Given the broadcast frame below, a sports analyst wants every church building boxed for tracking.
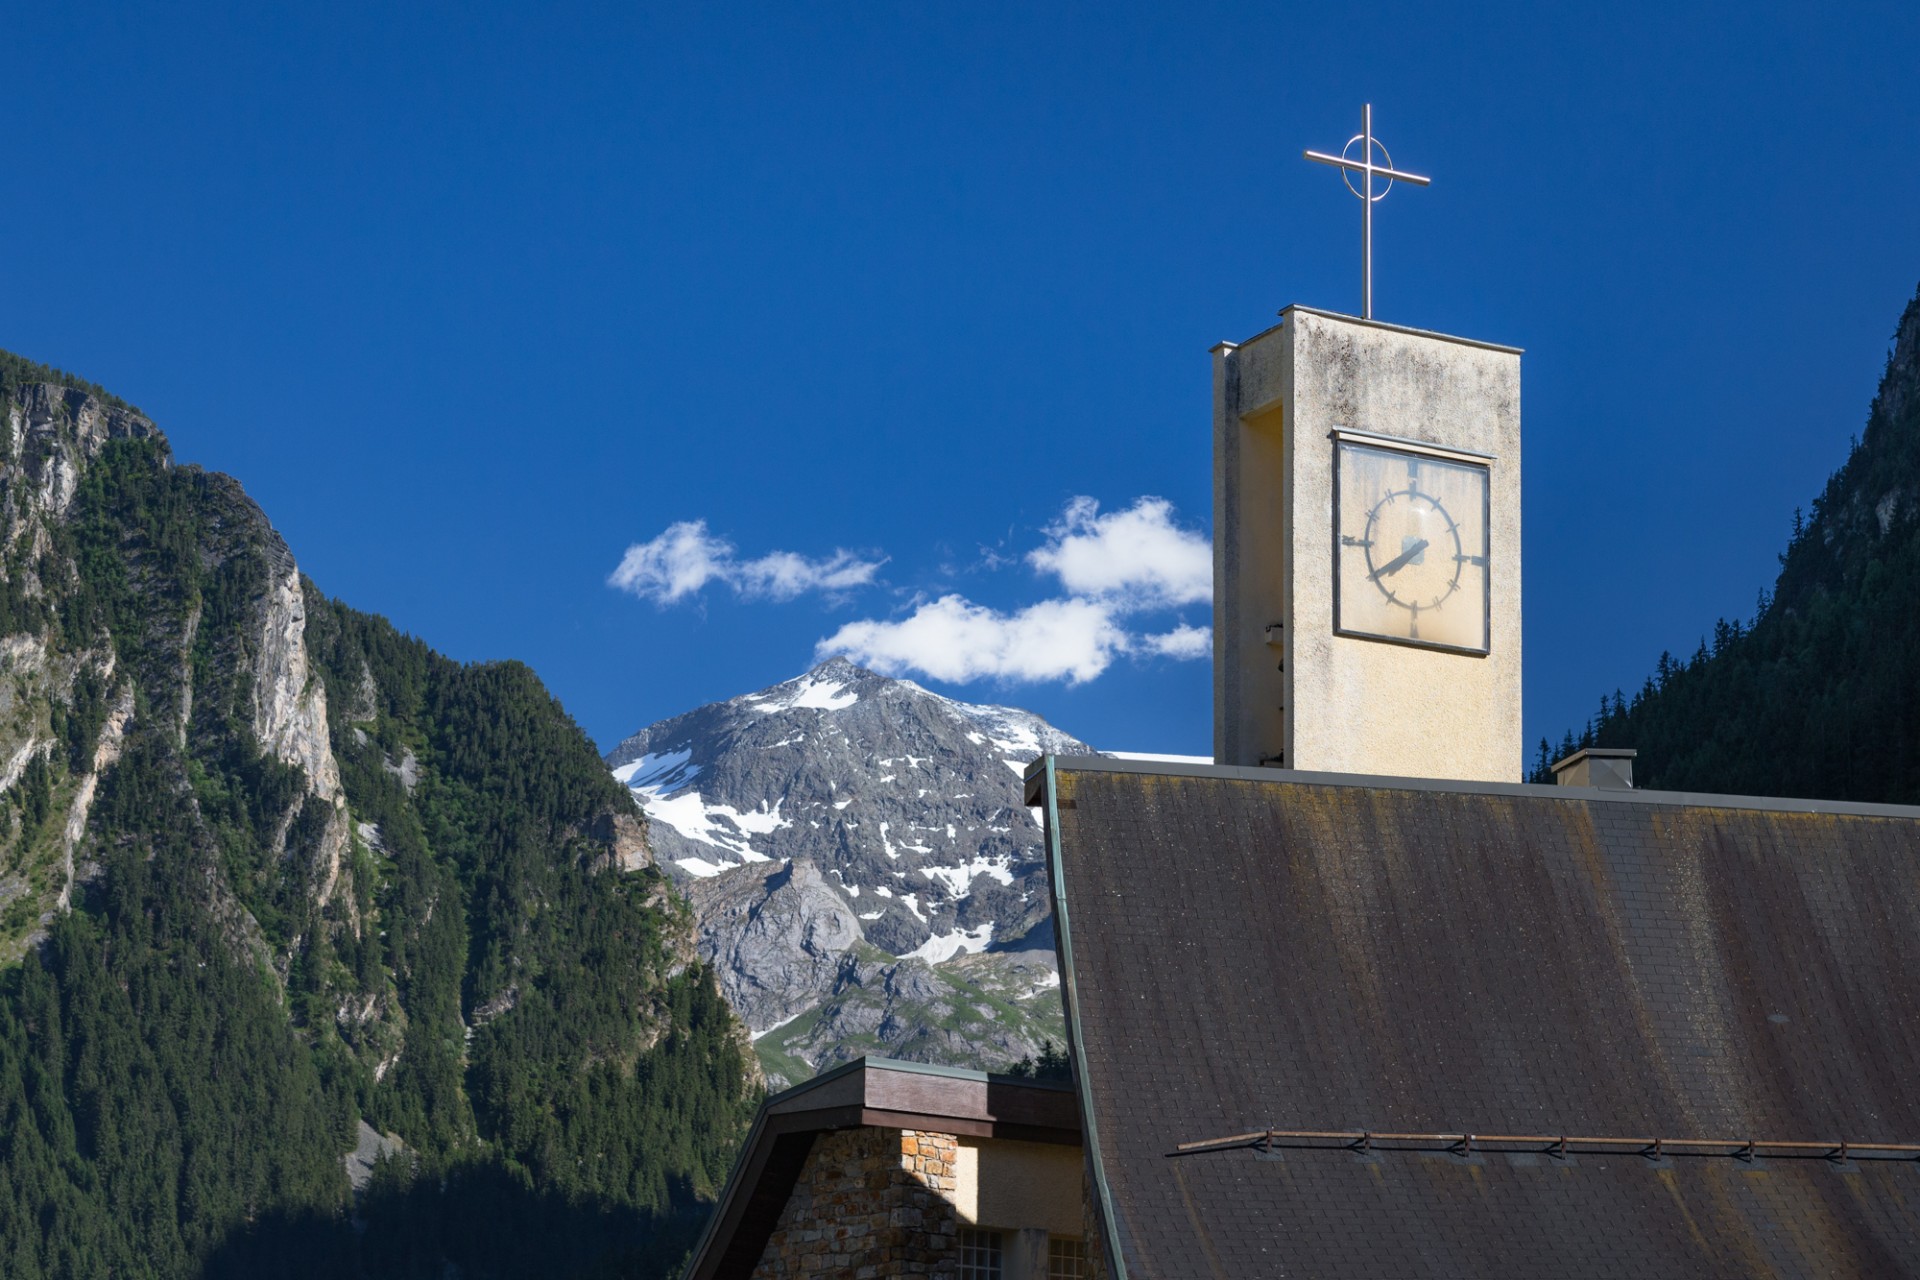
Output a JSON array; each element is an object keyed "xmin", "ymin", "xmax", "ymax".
[
  {"xmin": 1029, "ymin": 302, "xmax": 1920, "ymax": 1276},
  {"xmin": 682, "ymin": 118, "xmax": 1920, "ymax": 1276}
]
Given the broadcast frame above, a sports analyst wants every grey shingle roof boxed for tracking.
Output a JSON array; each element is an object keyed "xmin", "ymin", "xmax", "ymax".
[{"xmin": 1037, "ymin": 759, "xmax": 1920, "ymax": 1278}]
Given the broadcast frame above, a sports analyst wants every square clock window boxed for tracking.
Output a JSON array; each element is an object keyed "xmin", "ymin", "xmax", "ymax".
[{"xmin": 1334, "ymin": 435, "xmax": 1490, "ymax": 654}]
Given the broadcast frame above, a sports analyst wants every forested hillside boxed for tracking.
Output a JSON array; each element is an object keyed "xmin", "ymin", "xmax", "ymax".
[
  {"xmin": 0, "ymin": 353, "xmax": 755, "ymax": 1278},
  {"xmin": 1537, "ymin": 283, "xmax": 1920, "ymax": 803}
]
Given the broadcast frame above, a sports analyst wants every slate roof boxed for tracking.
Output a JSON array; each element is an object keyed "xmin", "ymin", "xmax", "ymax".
[
  {"xmin": 682, "ymin": 1056, "xmax": 1078, "ymax": 1280},
  {"xmin": 1027, "ymin": 757, "xmax": 1920, "ymax": 1279}
]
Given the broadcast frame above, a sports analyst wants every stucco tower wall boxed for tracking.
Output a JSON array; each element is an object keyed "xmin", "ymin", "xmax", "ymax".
[
  {"xmin": 1213, "ymin": 327, "xmax": 1293, "ymax": 770},
  {"xmin": 1215, "ymin": 309, "xmax": 1522, "ymax": 782}
]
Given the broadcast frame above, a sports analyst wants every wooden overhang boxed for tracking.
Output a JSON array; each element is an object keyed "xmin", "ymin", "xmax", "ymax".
[{"xmin": 682, "ymin": 1056, "xmax": 1080, "ymax": 1280}]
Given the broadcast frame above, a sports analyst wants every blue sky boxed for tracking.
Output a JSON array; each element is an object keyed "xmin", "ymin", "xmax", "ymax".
[{"xmin": 4, "ymin": 1, "xmax": 1917, "ymax": 760}]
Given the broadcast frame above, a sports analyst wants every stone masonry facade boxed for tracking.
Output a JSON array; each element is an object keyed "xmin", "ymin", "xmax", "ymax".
[{"xmin": 752, "ymin": 1127, "xmax": 961, "ymax": 1278}]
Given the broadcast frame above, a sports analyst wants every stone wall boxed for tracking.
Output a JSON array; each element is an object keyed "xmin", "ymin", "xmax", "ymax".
[{"xmin": 753, "ymin": 1127, "xmax": 960, "ymax": 1278}]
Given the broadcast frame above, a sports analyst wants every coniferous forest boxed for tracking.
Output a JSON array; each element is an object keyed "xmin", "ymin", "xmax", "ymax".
[
  {"xmin": 1536, "ymin": 283, "xmax": 1920, "ymax": 804},
  {"xmin": 0, "ymin": 352, "xmax": 757, "ymax": 1279}
]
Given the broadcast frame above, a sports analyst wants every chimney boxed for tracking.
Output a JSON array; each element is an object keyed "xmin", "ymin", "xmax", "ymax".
[{"xmin": 1549, "ymin": 747, "xmax": 1636, "ymax": 790}]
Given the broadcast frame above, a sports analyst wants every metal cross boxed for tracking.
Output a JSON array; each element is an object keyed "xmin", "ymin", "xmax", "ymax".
[{"xmin": 1304, "ymin": 104, "xmax": 1430, "ymax": 320}]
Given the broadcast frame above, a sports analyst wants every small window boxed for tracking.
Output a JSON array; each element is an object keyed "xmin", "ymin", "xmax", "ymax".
[
  {"xmin": 958, "ymin": 1228, "xmax": 1004, "ymax": 1279},
  {"xmin": 1048, "ymin": 1236, "xmax": 1090, "ymax": 1279}
]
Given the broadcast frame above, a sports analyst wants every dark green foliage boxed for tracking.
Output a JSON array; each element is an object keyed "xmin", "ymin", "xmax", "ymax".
[
  {"xmin": 0, "ymin": 348, "xmax": 141, "ymax": 416},
  {"xmin": 1008, "ymin": 1038, "xmax": 1072, "ymax": 1082},
  {"xmin": 0, "ymin": 731, "xmax": 350, "ymax": 1279},
  {"xmin": 59, "ymin": 666, "xmax": 108, "ymax": 773},
  {"xmin": 303, "ymin": 591, "xmax": 756, "ymax": 1220},
  {"xmin": 1538, "ymin": 283, "xmax": 1920, "ymax": 804},
  {"xmin": 15, "ymin": 752, "xmax": 53, "ymax": 838},
  {"xmin": 0, "ymin": 374, "xmax": 756, "ymax": 1277}
]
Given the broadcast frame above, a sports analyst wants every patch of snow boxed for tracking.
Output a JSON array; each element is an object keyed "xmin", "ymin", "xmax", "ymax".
[
  {"xmin": 753, "ymin": 1008, "xmax": 808, "ymax": 1040},
  {"xmin": 676, "ymin": 856, "xmax": 731, "ymax": 878},
  {"xmin": 642, "ymin": 790, "xmax": 783, "ymax": 860},
  {"xmin": 918, "ymin": 856, "xmax": 1017, "ymax": 897},
  {"xmin": 1002, "ymin": 760, "xmax": 1027, "ymax": 777},
  {"xmin": 858, "ymin": 910, "xmax": 885, "ymax": 920},
  {"xmin": 873, "ymin": 885, "xmax": 894, "ymax": 898},
  {"xmin": 727, "ymin": 798, "xmax": 790, "ymax": 835},
  {"xmin": 613, "ymin": 747, "xmax": 700, "ymax": 793},
  {"xmin": 904, "ymin": 922, "xmax": 995, "ymax": 964},
  {"xmin": 879, "ymin": 774, "xmax": 896, "ymax": 783},
  {"xmin": 1022, "ymin": 971, "xmax": 1062, "ymax": 998},
  {"xmin": 833, "ymin": 798, "xmax": 853, "ymax": 810},
  {"xmin": 746, "ymin": 671, "xmax": 860, "ymax": 714}
]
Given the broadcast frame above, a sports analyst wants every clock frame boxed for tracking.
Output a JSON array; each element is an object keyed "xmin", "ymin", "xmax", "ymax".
[{"xmin": 1331, "ymin": 429, "xmax": 1492, "ymax": 656}]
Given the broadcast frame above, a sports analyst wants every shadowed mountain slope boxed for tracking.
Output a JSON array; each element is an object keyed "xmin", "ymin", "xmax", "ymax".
[{"xmin": 1543, "ymin": 283, "xmax": 1920, "ymax": 801}]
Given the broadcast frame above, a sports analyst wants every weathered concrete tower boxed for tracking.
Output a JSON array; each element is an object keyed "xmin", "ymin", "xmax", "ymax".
[{"xmin": 1213, "ymin": 306, "xmax": 1522, "ymax": 781}]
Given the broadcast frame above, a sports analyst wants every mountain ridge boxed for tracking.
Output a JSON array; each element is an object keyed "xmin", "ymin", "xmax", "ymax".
[
  {"xmin": 1539, "ymin": 281, "xmax": 1920, "ymax": 803},
  {"xmin": 607, "ymin": 656, "xmax": 1086, "ymax": 1085},
  {"xmin": 0, "ymin": 359, "xmax": 754, "ymax": 1278}
]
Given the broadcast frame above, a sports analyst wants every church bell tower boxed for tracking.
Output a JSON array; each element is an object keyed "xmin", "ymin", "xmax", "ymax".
[{"xmin": 1211, "ymin": 306, "xmax": 1522, "ymax": 782}]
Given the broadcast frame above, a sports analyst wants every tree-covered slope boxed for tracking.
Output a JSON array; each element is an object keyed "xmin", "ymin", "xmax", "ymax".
[
  {"xmin": 1538, "ymin": 283, "xmax": 1920, "ymax": 803},
  {"xmin": 0, "ymin": 354, "xmax": 755, "ymax": 1278}
]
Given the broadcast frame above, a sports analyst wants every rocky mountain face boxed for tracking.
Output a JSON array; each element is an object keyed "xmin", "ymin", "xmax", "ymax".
[
  {"xmin": 607, "ymin": 658, "xmax": 1087, "ymax": 1086},
  {"xmin": 0, "ymin": 353, "xmax": 752, "ymax": 1279},
  {"xmin": 1546, "ymin": 281, "xmax": 1920, "ymax": 803}
]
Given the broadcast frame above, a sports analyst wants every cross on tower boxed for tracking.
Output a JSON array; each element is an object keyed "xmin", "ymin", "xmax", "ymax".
[{"xmin": 1304, "ymin": 104, "xmax": 1430, "ymax": 320}]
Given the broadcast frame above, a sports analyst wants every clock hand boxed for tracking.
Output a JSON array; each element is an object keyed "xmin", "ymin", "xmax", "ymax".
[{"xmin": 1370, "ymin": 539, "xmax": 1430, "ymax": 581}]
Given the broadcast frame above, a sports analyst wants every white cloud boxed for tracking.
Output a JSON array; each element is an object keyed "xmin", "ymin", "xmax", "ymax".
[
  {"xmin": 733, "ymin": 549, "xmax": 885, "ymax": 601},
  {"xmin": 609, "ymin": 520, "xmax": 884, "ymax": 605},
  {"xmin": 1028, "ymin": 496, "xmax": 1211, "ymax": 608},
  {"xmin": 624, "ymin": 498, "xmax": 1213, "ymax": 687},
  {"xmin": 1140, "ymin": 623, "xmax": 1211, "ymax": 658},
  {"xmin": 608, "ymin": 521, "xmax": 732, "ymax": 603},
  {"xmin": 814, "ymin": 496, "xmax": 1215, "ymax": 687},
  {"xmin": 818, "ymin": 595, "xmax": 1130, "ymax": 685}
]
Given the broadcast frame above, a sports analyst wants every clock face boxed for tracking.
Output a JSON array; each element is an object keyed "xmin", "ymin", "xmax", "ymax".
[{"xmin": 1334, "ymin": 438, "xmax": 1490, "ymax": 653}]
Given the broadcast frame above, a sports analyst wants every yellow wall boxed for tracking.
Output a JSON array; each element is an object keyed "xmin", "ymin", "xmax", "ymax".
[{"xmin": 951, "ymin": 1137, "xmax": 1083, "ymax": 1236}]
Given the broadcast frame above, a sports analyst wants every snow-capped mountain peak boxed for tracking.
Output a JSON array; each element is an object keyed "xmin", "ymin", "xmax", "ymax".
[{"xmin": 604, "ymin": 657, "xmax": 1092, "ymax": 1082}]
